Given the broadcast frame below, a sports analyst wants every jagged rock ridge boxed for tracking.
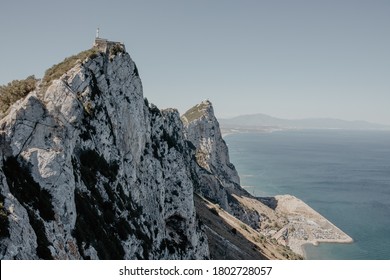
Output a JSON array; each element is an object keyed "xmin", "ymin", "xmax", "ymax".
[
  {"xmin": 182, "ymin": 100, "xmax": 261, "ymax": 229},
  {"xmin": 0, "ymin": 45, "xmax": 208, "ymax": 259},
  {"xmin": 181, "ymin": 101, "xmax": 303, "ymax": 259},
  {"xmin": 1, "ymin": 43, "xmax": 310, "ymax": 260}
]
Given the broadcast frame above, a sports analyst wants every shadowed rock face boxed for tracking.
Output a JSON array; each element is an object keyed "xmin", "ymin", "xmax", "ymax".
[
  {"xmin": 1, "ymin": 44, "xmax": 302, "ymax": 261},
  {"xmin": 0, "ymin": 48, "xmax": 209, "ymax": 259},
  {"xmin": 182, "ymin": 100, "xmax": 241, "ymax": 188},
  {"xmin": 182, "ymin": 101, "xmax": 261, "ymax": 230},
  {"xmin": 181, "ymin": 101, "xmax": 351, "ymax": 259}
]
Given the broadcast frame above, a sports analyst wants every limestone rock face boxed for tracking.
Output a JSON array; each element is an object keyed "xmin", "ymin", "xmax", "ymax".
[
  {"xmin": 0, "ymin": 48, "xmax": 208, "ymax": 259},
  {"xmin": 182, "ymin": 100, "xmax": 241, "ymax": 188},
  {"xmin": 182, "ymin": 101, "xmax": 261, "ymax": 230}
]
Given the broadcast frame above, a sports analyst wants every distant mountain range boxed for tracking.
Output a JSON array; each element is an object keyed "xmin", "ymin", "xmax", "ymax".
[{"xmin": 219, "ymin": 113, "xmax": 390, "ymax": 132}]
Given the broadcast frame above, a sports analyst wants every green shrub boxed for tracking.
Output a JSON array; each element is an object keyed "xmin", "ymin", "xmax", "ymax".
[
  {"xmin": 0, "ymin": 75, "xmax": 37, "ymax": 116},
  {"xmin": 42, "ymin": 48, "xmax": 99, "ymax": 90},
  {"xmin": 181, "ymin": 102, "xmax": 209, "ymax": 123},
  {"xmin": 109, "ymin": 43, "xmax": 124, "ymax": 57}
]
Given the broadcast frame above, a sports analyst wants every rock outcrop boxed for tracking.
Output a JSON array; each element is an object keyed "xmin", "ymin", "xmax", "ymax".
[
  {"xmin": 0, "ymin": 45, "xmax": 208, "ymax": 259},
  {"xmin": 182, "ymin": 101, "xmax": 261, "ymax": 230},
  {"xmin": 181, "ymin": 101, "xmax": 352, "ymax": 260},
  {"xmin": 0, "ymin": 43, "xmax": 314, "ymax": 261}
]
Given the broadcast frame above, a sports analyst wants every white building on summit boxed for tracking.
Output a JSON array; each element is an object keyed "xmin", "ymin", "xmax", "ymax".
[{"xmin": 93, "ymin": 28, "xmax": 126, "ymax": 53}]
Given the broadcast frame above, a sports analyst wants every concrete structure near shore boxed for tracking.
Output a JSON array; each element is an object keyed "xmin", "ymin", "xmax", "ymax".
[
  {"xmin": 231, "ymin": 193, "xmax": 353, "ymax": 258},
  {"xmin": 93, "ymin": 28, "xmax": 126, "ymax": 53},
  {"xmin": 272, "ymin": 195, "xmax": 353, "ymax": 256}
]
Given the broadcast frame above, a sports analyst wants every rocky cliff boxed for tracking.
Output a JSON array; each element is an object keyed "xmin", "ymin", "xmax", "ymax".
[
  {"xmin": 180, "ymin": 103, "xmax": 302, "ymax": 259},
  {"xmin": 0, "ymin": 45, "xmax": 209, "ymax": 259},
  {"xmin": 182, "ymin": 101, "xmax": 261, "ymax": 230},
  {"xmin": 0, "ymin": 43, "xmax": 308, "ymax": 260}
]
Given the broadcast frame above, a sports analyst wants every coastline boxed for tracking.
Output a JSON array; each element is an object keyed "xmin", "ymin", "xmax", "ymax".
[
  {"xmin": 223, "ymin": 129, "xmax": 355, "ymax": 259},
  {"xmin": 221, "ymin": 127, "xmax": 283, "ymax": 138},
  {"xmin": 232, "ymin": 193, "xmax": 353, "ymax": 259},
  {"xmin": 273, "ymin": 195, "xmax": 353, "ymax": 257}
]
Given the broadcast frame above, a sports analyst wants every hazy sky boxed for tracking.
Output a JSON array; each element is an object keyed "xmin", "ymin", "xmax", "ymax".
[{"xmin": 1, "ymin": 0, "xmax": 389, "ymax": 124}]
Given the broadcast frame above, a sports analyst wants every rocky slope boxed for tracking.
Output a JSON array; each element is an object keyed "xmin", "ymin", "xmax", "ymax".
[
  {"xmin": 181, "ymin": 101, "xmax": 352, "ymax": 259},
  {"xmin": 182, "ymin": 101, "xmax": 262, "ymax": 230},
  {"xmin": 0, "ymin": 44, "xmax": 209, "ymax": 259},
  {"xmin": 0, "ymin": 42, "xmax": 323, "ymax": 260}
]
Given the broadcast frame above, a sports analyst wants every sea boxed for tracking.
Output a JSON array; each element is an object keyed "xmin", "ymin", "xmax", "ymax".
[{"xmin": 224, "ymin": 129, "xmax": 390, "ymax": 260}]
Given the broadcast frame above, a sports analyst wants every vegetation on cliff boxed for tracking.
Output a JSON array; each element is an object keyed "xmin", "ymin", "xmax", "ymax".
[
  {"xmin": 0, "ymin": 75, "xmax": 37, "ymax": 117},
  {"xmin": 42, "ymin": 48, "xmax": 99, "ymax": 90}
]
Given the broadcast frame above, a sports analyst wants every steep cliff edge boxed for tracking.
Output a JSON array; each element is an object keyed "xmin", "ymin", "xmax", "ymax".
[
  {"xmin": 0, "ymin": 43, "xmax": 330, "ymax": 260},
  {"xmin": 182, "ymin": 101, "xmax": 353, "ymax": 259},
  {"xmin": 181, "ymin": 101, "xmax": 352, "ymax": 259},
  {"xmin": 0, "ymin": 45, "xmax": 208, "ymax": 259},
  {"xmin": 181, "ymin": 101, "xmax": 302, "ymax": 259},
  {"xmin": 182, "ymin": 101, "xmax": 262, "ymax": 229}
]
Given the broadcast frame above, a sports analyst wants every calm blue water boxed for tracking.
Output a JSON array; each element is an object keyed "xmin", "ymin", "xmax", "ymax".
[{"xmin": 224, "ymin": 130, "xmax": 390, "ymax": 260}]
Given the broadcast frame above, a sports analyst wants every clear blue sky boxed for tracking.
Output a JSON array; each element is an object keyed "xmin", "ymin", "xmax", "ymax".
[{"xmin": 1, "ymin": 0, "xmax": 389, "ymax": 124}]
